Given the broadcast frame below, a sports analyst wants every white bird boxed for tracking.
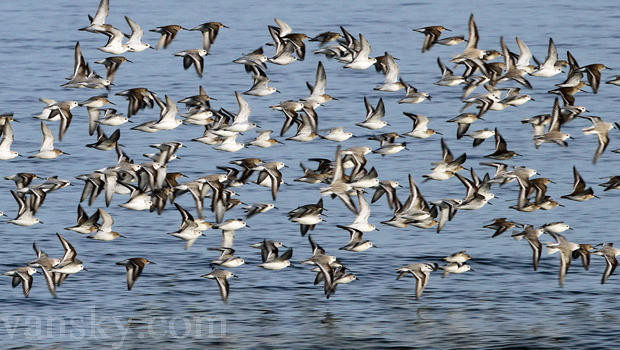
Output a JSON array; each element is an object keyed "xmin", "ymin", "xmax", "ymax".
[
  {"xmin": 320, "ymin": 127, "xmax": 353, "ymax": 142},
  {"xmin": 88, "ymin": 208, "xmax": 123, "ymax": 241},
  {"xmin": 396, "ymin": 263, "xmax": 438, "ymax": 299},
  {"xmin": 338, "ymin": 225, "xmax": 375, "ymax": 252},
  {"xmin": 286, "ymin": 109, "xmax": 318, "ymax": 142},
  {"xmin": 356, "ymin": 97, "xmax": 387, "ymax": 130},
  {"xmin": 399, "ymin": 79, "xmax": 431, "ymax": 104},
  {"xmin": 224, "ymin": 92, "xmax": 258, "ymax": 132},
  {"xmin": 243, "ymin": 68, "xmax": 278, "ymax": 96},
  {"xmin": 402, "ymin": 113, "xmax": 441, "ymax": 139},
  {"xmin": 97, "ymin": 25, "xmax": 130, "ymax": 55},
  {"xmin": 439, "ymin": 262, "xmax": 473, "ymax": 278},
  {"xmin": 346, "ymin": 191, "xmax": 376, "ymax": 232},
  {"xmin": 8, "ymin": 190, "xmax": 43, "ymax": 226},
  {"xmin": 97, "ymin": 108, "xmax": 130, "ymax": 126},
  {"xmin": 0, "ymin": 122, "xmax": 19, "ymax": 160},
  {"xmin": 434, "ymin": 57, "xmax": 465, "ymax": 86},
  {"xmin": 258, "ymin": 247, "xmax": 293, "ymax": 270},
  {"xmin": 201, "ymin": 269, "xmax": 237, "ymax": 302},
  {"xmin": 29, "ymin": 122, "xmax": 67, "ymax": 159},
  {"xmin": 119, "ymin": 184, "xmax": 153, "ymax": 211},
  {"xmin": 249, "ymin": 130, "xmax": 282, "ymax": 148},
  {"xmin": 344, "ymin": 34, "xmax": 377, "ymax": 69},
  {"xmin": 214, "ymin": 134, "xmax": 244, "ymax": 152},
  {"xmin": 125, "ymin": 16, "xmax": 151, "ymax": 52},
  {"xmin": 303, "ymin": 61, "xmax": 335, "ymax": 107},
  {"xmin": 167, "ymin": 203, "xmax": 211, "ymax": 250},
  {"xmin": 151, "ymin": 95, "xmax": 182, "ymax": 130},
  {"xmin": 531, "ymin": 38, "xmax": 564, "ymax": 77},
  {"xmin": 79, "ymin": 0, "xmax": 109, "ymax": 33},
  {"xmin": 374, "ymin": 52, "xmax": 404, "ymax": 91}
]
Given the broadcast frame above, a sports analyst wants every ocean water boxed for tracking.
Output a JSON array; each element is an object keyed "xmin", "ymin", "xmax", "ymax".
[{"xmin": 0, "ymin": 0, "xmax": 619, "ymax": 348}]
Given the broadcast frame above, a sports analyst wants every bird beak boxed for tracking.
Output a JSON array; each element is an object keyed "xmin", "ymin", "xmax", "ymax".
[{"xmin": 83, "ymin": 267, "xmax": 89, "ymax": 271}]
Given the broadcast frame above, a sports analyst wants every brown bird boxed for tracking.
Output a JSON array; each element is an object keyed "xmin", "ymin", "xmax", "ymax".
[
  {"xmin": 413, "ymin": 25, "xmax": 451, "ymax": 52},
  {"xmin": 189, "ymin": 22, "xmax": 228, "ymax": 53},
  {"xmin": 150, "ymin": 24, "xmax": 186, "ymax": 49},
  {"xmin": 116, "ymin": 258, "xmax": 155, "ymax": 291}
]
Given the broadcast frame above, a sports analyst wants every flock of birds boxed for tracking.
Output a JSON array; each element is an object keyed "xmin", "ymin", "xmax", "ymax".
[{"xmin": 2, "ymin": 0, "xmax": 620, "ymax": 302}]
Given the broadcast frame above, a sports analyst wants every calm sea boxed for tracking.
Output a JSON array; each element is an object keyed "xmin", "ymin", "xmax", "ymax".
[{"xmin": 0, "ymin": 0, "xmax": 618, "ymax": 348}]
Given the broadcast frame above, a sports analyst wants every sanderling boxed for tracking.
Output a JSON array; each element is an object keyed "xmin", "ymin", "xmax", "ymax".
[
  {"xmin": 561, "ymin": 166, "xmax": 598, "ymax": 201},
  {"xmin": 78, "ymin": 0, "xmax": 109, "ymax": 33},
  {"xmin": 413, "ymin": 25, "xmax": 450, "ymax": 53},
  {"xmin": 174, "ymin": 49, "xmax": 208, "ymax": 77},
  {"xmin": 398, "ymin": 79, "xmax": 431, "ymax": 104},
  {"xmin": 3, "ymin": 266, "xmax": 38, "ymax": 298},
  {"xmin": 258, "ymin": 246, "xmax": 293, "ymax": 270},
  {"xmin": 546, "ymin": 232, "xmax": 580, "ymax": 286},
  {"xmin": 484, "ymin": 218, "xmax": 522, "ymax": 238},
  {"xmin": 201, "ymin": 269, "xmax": 237, "ymax": 302},
  {"xmin": 439, "ymin": 262, "xmax": 473, "ymax": 278},
  {"xmin": 512, "ymin": 225, "xmax": 545, "ymax": 271},
  {"xmin": 356, "ymin": 97, "xmax": 387, "ymax": 130},
  {"xmin": 593, "ymin": 243, "xmax": 620, "ymax": 284},
  {"xmin": 65, "ymin": 204, "xmax": 100, "ymax": 234},
  {"xmin": 531, "ymin": 38, "xmax": 564, "ymax": 77},
  {"xmin": 337, "ymin": 225, "xmax": 375, "ymax": 252},
  {"xmin": 116, "ymin": 258, "xmax": 154, "ymax": 290},
  {"xmin": 396, "ymin": 263, "xmax": 438, "ymax": 299},
  {"xmin": 343, "ymin": 34, "xmax": 376, "ymax": 69},
  {"xmin": 208, "ymin": 248, "xmax": 245, "ymax": 268},
  {"xmin": 0, "ymin": 122, "xmax": 19, "ymax": 160},
  {"xmin": 88, "ymin": 208, "xmax": 123, "ymax": 241},
  {"xmin": 189, "ymin": 22, "xmax": 228, "ymax": 53},
  {"xmin": 150, "ymin": 24, "xmax": 186, "ymax": 50}
]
